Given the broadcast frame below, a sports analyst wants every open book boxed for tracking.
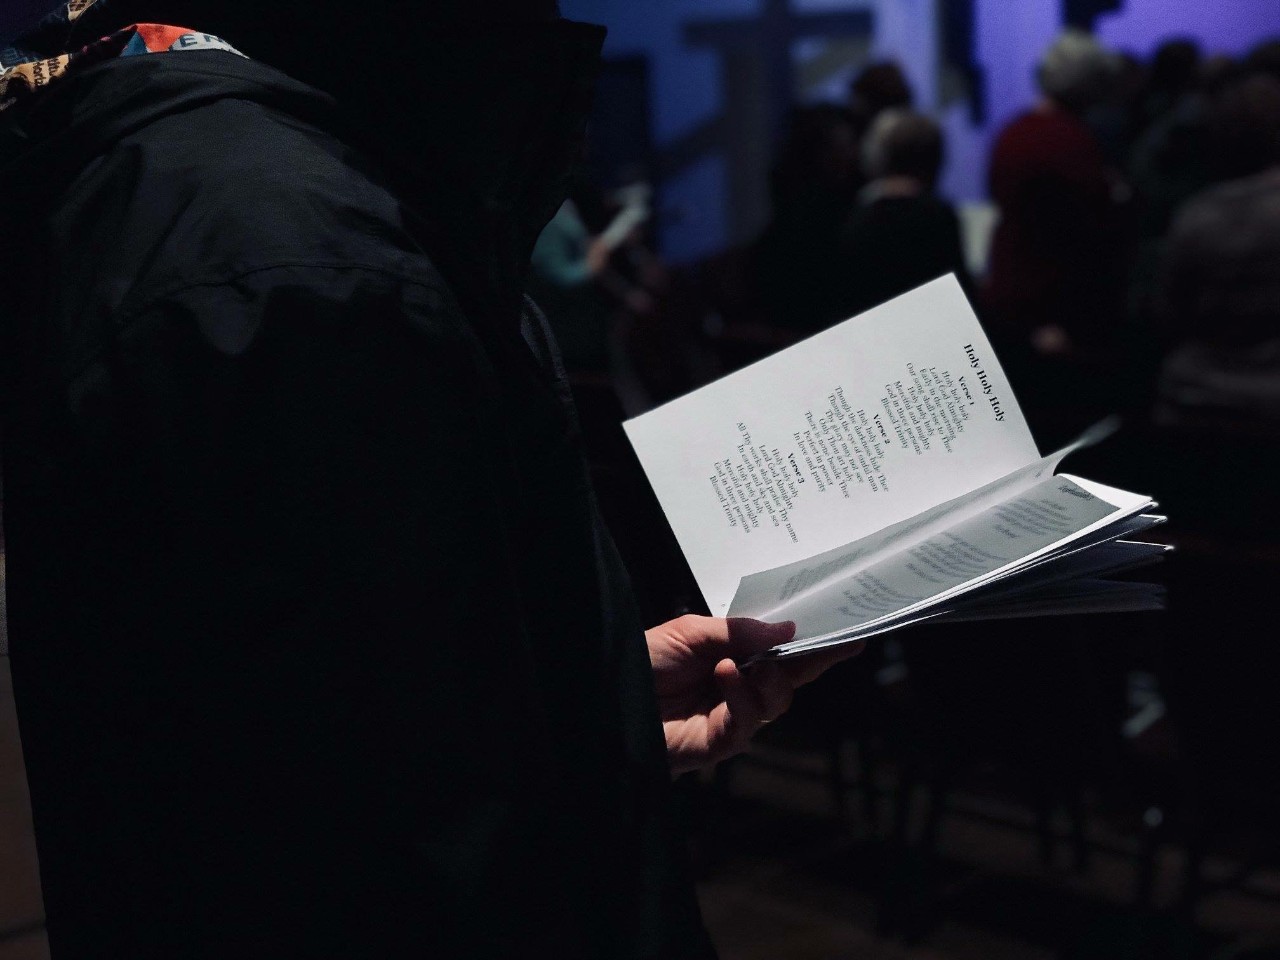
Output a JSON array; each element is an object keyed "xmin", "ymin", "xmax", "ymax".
[{"xmin": 623, "ymin": 275, "xmax": 1167, "ymax": 661}]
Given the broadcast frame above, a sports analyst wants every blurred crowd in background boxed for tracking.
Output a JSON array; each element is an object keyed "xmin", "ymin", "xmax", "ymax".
[
  {"xmin": 538, "ymin": 28, "xmax": 1280, "ymax": 450},
  {"xmin": 529, "ymin": 27, "xmax": 1280, "ymax": 957}
]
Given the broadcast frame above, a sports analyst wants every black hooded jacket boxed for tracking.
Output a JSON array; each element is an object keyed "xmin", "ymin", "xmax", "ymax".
[{"xmin": 0, "ymin": 23, "xmax": 714, "ymax": 960}]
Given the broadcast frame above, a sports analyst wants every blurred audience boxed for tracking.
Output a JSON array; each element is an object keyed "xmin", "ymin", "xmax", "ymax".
[
  {"xmin": 1084, "ymin": 50, "xmax": 1146, "ymax": 169},
  {"xmin": 985, "ymin": 30, "xmax": 1127, "ymax": 361},
  {"xmin": 753, "ymin": 104, "xmax": 862, "ymax": 335},
  {"xmin": 748, "ymin": 66, "xmax": 923, "ymax": 338},
  {"xmin": 835, "ymin": 109, "xmax": 972, "ymax": 319},
  {"xmin": 1153, "ymin": 73, "xmax": 1280, "ymax": 436},
  {"xmin": 529, "ymin": 198, "xmax": 616, "ymax": 372},
  {"xmin": 849, "ymin": 60, "xmax": 914, "ymax": 136},
  {"xmin": 530, "ymin": 187, "xmax": 657, "ymax": 377},
  {"xmin": 1129, "ymin": 40, "xmax": 1217, "ymax": 256},
  {"xmin": 1134, "ymin": 38, "xmax": 1203, "ymax": 133},
  {"xmin": 539, "ymin": 25, "xmax": 1280, "ymax": 956},
  {"xmin": 983, "ymin": 30, "xmax": 1130, "ymax": 442},
  {"xmin": 1243, "ymin": 38, "xmax": 1280, "ymax": 86},
  {"xmin": 562, "ymin": 27, "xmax": 1280, "ymax": 531}
]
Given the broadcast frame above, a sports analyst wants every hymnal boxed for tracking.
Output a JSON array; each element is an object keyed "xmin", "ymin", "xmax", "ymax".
[{"xmin": 623, "ymin": 275, "xmax": 1166, "ymax": 661}]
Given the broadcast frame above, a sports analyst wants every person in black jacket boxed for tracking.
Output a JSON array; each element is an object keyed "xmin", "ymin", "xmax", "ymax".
[{"xmin": 0, "ymin": 1, "xmax": 862, "ymax": 957}]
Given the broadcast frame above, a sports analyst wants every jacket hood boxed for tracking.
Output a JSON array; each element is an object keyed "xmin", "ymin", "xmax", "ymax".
[
  {"xmin": 0, "ymin": 0, "xmax": 63, "ymax": 47},
  {"xmin": 0, "ymin": 17, "xmax": 606, "ymax": 333}
]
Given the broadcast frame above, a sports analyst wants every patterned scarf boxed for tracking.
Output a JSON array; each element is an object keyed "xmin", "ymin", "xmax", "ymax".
[{"xmin": 0, "ymin": 0, "xmax": 243, "ymax": 112}]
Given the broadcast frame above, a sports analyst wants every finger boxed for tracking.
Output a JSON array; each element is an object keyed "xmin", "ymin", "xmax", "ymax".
[
  {"xmin": 783, "ymin": 639, "xmax": 868, "ymax": 688},
  {"xmin": 725, "ymin": 617, "xmax": 797, "ymax": 660},
  {"xmin": 666, "ymin": 614, "xmax": 731, "ymax": 655},
  {"xmin": 709, "ymin": 657, "xmax": 765, "ymax": 758},
  {"xmin": 745, "ymin": 661, "xmax": 796, "ymax": 724},
  {"xmin": 663, "ymin": 615, "xmax": 795, "ymax": 663}
]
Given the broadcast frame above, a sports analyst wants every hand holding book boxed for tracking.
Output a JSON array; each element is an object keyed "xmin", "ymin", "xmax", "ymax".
[{"xmin": 624, "ymin": 275, "xmax": 1166, "ymax": 661}]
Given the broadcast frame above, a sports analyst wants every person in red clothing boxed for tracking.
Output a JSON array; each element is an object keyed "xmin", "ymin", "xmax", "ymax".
[
  {"xmin": 985, "ymin": 29, "xmax": 1126, "ymax": 356},
  {"xmin": 983, "ymin": 29, "xmax": 1129, "ymax": 441}
]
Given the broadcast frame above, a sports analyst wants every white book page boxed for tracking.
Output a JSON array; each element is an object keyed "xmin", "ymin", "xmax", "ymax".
[
  {"xmin": 623, "ymin": 275, "xmax": 1038, "ymax": 614},
  {"xmin": 773, "ymin": 475, "xmax": 1151, "ymax": 652}
]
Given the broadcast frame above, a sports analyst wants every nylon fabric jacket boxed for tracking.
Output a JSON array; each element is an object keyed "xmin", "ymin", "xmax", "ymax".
[{"xmin": 0, "ymin": 41, "xmax": 714, "ymax": 960}]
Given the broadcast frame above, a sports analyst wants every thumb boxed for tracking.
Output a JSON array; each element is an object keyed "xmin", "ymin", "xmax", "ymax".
[{"xmin": 726, "ymin": 618, "xmax": 797, "ymax": 661}]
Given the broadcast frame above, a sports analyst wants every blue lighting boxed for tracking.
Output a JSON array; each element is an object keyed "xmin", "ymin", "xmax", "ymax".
[{"xmin": 563, "ymin": 0, "xmax": 1280, "ymax": 262}]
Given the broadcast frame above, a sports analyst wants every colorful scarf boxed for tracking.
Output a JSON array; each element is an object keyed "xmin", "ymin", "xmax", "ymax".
[{"xmin": 0, "ymin": 0, "xmax": 243, "ymax": 112}]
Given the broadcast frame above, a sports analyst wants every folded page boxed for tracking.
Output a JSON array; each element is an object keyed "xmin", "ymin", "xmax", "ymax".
[
  {"xmin": 955, "ymin": 538, "xmax": 1170, "ymax": 606},
  {"xmin": 772, "ymin": 475, "xmax": 1152, "ymax": 653},
  {"xmin": 933, "ymin": 580, "xmax": 1166, "ymax": 623}
]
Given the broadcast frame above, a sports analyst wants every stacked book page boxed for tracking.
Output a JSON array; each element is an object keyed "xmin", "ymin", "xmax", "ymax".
[{"xmin": 623, "ymin": 275, "xmax": 1167, "ymax": 661}]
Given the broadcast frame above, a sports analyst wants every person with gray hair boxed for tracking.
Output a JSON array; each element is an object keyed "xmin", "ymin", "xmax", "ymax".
[
  {"xmin": 1154, "ymin": 73, "xmax": 1280, "ymax": 435},
  {"xmin": 1036, "ymin": 27, "xmax": 1121, "ymax": 113},
  {"xmin": 983, "ymin": 29, "xmax": 1129, "ymax": 445},
  {"xmin": 834, "ymin": 109, "xmax": 972, "ymax": 318},
  {"xmin": 861, "ymin": 108, "xmax": 945, "ymax": 190}
]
